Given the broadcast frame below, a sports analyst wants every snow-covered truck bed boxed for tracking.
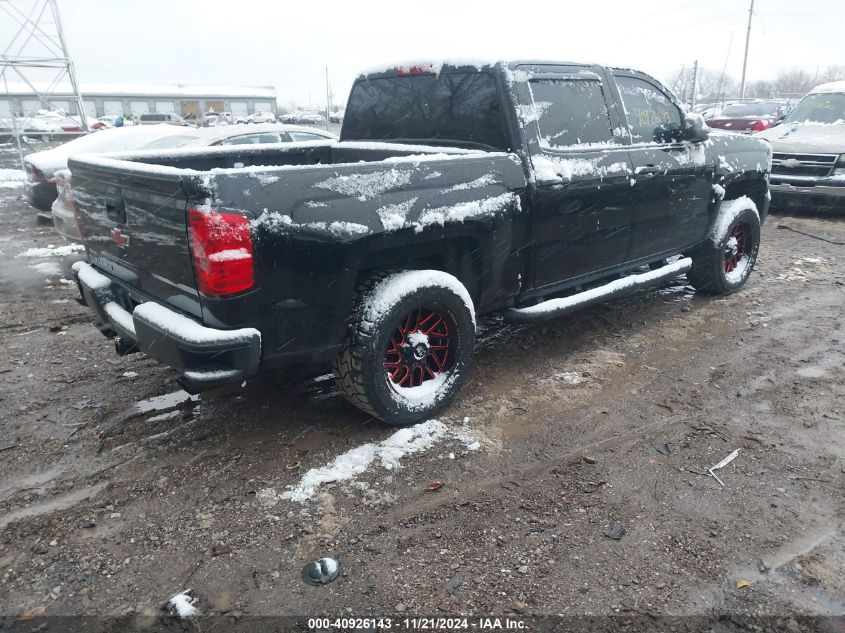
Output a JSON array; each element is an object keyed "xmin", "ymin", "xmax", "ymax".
[{"xmin": 68, "ymin": 60, "xmax": 771, "ymax": 425}]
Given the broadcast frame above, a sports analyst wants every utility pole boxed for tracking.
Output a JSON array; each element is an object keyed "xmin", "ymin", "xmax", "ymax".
[
  {"xmin": 691, "ymin": 60, "xmax": 699, "ymax": 109},
  {"xmin": 325, "ymin": 66, "xmax": 331, "ymax": 132},
  {"xmin": 739, "ymin": 0, "xmax": 754, "ymax": 100}
]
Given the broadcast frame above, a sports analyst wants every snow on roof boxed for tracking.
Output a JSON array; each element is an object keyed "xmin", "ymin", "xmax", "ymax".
[
  {"xmin": 2, "ymin": 81, "xmax": 276, "ymax": 99},
  {"xmin": 811, "ymin": 80, "xmax": 845, "ymax": 94}
]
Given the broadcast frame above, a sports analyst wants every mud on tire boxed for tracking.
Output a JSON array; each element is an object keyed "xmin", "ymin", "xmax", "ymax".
[
  {"xmin": 332, "ymin": 270, "xmax": 476, "ymax": 426},
  {"xmin": 687, "ymin": 196, "xmax": 761, "ymax": 296}
]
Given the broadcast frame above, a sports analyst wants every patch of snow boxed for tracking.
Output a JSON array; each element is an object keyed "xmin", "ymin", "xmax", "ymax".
[
  {"xmin": 104, "ymin": 302, "xmax": 135, "ymax": 335},
  {"xmin": 168, "ymin": 590, "xmax": 199, "ymax": 618},
  {"xmin": 249, "ymin": 172, "xmax": 279, "ymax": 185},
  {"xmin": 18, "ymin": 243, "xmax": 84, "ymax": 258},
  {"xmin": 532, "ymin": 155, "xmax": 629, "ymax": 183},
  {"xmin": 30, "ymin": 261, "xmax": 61, "ymax": 276},
  {"xmin": 72, "ymin": 261, "xmax": 111, "ymax": 290},
  {"xmin": 314, "ymin": 169, "xmax": 412, "ymax": 201},
  {"xmin": 712, "ymin": 183, "xmax": 726, "ymax": 200},
  {"xmin": 711, "ymin": 196, "xmax": 759, "ymax": 245},
  {"xmin": 133, "ymin": 302, "xmax": 260, "ymax": 346},
  {"xmin": 281, "ymin": 419, "xmax": 480, "ymax": 502},
  {"xmin": 376, "ymin": 198, "xmax": 417, "ymax": 232},
  {"xmin": 207, "ymin": 247, "xmax": 250, "ymax": 262},
  {"xmin": 0, "ymin": 168, "xmax": 24, "ymax": 188},
  {"xmin": 810, "ymin": 80, "xmax": 845, "ymax": 94},
  {"xmin": 407, "ymin": 330, "xmax": 430, "ymax": 347},
  {"xmin": 362, "ymin": 270, "xmax": 475, "ymax": 329},
  {"xmin": 413, "ymin": 192, "xmax": 519, "ymax": 233},
  {"xmin": 553, "ymin": 371, "xmax": 586, "ymax": 385},
  {"xmin": 442, "ymin": 174, "xmax": 497, "ymax": 192}
]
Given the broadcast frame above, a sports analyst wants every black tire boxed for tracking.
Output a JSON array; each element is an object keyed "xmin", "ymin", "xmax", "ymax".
[
  {"xmin": 687, "ymin": 200, "xmax": 761, "ymax": 295},
  {"xmin": 332, "ymin": 270, "xmax": 476, "ymax": 426}
]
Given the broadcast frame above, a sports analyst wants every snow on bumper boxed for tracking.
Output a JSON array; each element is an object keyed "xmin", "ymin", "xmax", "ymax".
[{"xmin": 72, "ymin": 261, "xmax": 261, "ymax": 390}]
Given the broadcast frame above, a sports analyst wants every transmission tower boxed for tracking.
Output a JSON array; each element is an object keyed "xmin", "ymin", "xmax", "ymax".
[{"xmin": 0, "ymin": 0, "xmax": 88, "ymax": 166}]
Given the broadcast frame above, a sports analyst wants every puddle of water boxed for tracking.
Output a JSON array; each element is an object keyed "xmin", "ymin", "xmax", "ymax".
[
  {"xmin": 134, "ymin": 390, "xmax": 197, "ymax": 414},
  {"xmin": 0, "ymin": 482, "xmax": 107, "ymax": 530}
]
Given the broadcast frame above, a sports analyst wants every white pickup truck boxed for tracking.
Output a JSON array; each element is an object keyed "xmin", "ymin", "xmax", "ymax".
[{"xmin": 755, "ymin": 80, "xmax": 845, "ymax": 212}]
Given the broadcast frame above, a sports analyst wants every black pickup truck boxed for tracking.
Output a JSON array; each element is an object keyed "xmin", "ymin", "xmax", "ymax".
[{"xmin": 68, "ymin": 60, "xmax": 771, "ymax": 425}]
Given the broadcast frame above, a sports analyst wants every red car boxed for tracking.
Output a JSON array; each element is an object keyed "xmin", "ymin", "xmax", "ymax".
[{"xmin": 706, "ymin": 100, "xmax": 792, "ymax": 134}]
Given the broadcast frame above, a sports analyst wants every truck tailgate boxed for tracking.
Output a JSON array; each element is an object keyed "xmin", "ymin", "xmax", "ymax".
[{"xmin": 68, "ymin": 158, "xmax": 202, "ymax": 318}]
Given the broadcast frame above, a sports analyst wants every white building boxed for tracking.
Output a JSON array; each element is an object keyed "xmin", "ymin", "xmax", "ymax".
[{"xmin": 1, "ymin": 82, "xmax": 278, "ymax": 122}]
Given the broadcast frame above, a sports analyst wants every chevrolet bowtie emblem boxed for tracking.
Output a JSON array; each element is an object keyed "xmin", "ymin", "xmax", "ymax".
[
  {"xmin": 110, "ymin": 228, "xmax": 130, "ymax": 248},
  {"xmin": 780, "ymin": 158, "xmax": 802, "ymax": 169}
]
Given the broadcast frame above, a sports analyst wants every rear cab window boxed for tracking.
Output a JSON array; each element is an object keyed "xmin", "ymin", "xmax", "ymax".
[{"xmin": 342, "ymin": 66, "xmax": 513, "ymax": 151}]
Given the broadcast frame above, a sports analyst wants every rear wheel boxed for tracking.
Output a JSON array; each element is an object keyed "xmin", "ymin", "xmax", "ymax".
[
  {"xmin": 333, "ymin": 270, "xmax": 476, "ymax": 426},
  {"xmin": 687, "ymin": 199, "xmax": 761, "ymax": 295}
]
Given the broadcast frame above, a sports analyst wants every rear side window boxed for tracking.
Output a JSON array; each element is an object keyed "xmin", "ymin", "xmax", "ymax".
[
  {"xmin": 289, "ymin": 131, "xmax": 329, "ymax": 142},
  {"xmin": 343, "ymin": 71, "xmax": 511, "ymax": 151},
  {"xmin": 528, "ymin": 79, "xmax": 615, "ymax": 148},
  {"xmin": 214, "ymin": 132, "xmax": 283, "ymax": 146},
  {"xmin": 615, "ymin": 76, "xmax": 681, "ymax": 143},
  {"xmin": 141, "ymin": 114, "xmax": 166, "ymax": 121}
]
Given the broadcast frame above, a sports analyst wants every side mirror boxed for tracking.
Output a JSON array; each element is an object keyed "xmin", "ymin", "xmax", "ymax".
[{"xmin": 682, "ymin": 113, "xmax": 709, "ymax": 143}]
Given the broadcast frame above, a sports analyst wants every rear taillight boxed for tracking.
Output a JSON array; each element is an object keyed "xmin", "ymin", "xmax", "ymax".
[
  {"xmin": 64, "ymin": 174, "xmax": 83, "ymax": 238},
  {"xmin": 751, "ymin": 119, "xmax": 770, "ymax": 132},
  {"xmin": 187, "ymin": 207, "xmax": 254, "ymax": 296},
  {"xmin": 28, "ymin": 165, "xmax": 44, "ymax": 182}
]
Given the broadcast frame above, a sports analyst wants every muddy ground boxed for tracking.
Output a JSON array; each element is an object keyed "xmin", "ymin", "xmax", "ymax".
[{"xmin": 0, "ymin": 143, "xmax": 843, "ymax": 631}]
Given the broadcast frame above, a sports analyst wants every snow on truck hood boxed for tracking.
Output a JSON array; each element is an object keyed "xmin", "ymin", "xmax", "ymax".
[{"xmin": 754, "ymin": 123, "xmax": 845, "ymax": 154}]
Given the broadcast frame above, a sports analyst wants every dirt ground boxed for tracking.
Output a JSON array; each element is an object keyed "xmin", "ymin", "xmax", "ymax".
[{"xmin": 0, "ymin": 143, "xmax": 843, "ymax": 631}]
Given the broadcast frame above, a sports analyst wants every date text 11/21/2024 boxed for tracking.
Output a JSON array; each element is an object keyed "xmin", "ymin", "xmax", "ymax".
[{"xmin": 307, "ymin": 617, "xmax": 527, "ymax": 630}]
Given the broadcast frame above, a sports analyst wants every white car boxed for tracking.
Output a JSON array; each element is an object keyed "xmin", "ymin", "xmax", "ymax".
[
  {"xmin": 236, "ymin": 110, "xmax": 277, "ymax": 124},
  {"xmin": 25, "ymin": 125, "xmax": 197, "ymax": 213},
  {"xmin": 754, "ymin": 80, "xmax": 845, "ymax": 212}
]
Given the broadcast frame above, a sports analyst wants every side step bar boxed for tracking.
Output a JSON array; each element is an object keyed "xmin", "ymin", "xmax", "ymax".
[{"xmin": 504, "ymin": 257, "xmax": 692, "ymax": 324}]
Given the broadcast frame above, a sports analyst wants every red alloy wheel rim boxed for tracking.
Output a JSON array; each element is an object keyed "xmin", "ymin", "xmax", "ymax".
[
  {"xmin": 724, "ymin": 222, "xmax": 752, "ymax": 273},
  {"xmin": 384, "ymin": 307, "xmax": 452, "ymax": 388}
]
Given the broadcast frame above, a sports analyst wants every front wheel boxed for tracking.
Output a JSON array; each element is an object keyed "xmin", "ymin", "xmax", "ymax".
[
  {"xmin": 332, "ymin": 270, "xmax": 476, "ymax": 426},
  {"xmin": 687, "ymin": 197, "xmax": 761, "ymax": 295}
]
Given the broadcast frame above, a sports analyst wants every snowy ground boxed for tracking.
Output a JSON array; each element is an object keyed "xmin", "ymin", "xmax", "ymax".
[{"xmin": 0, "ymin": 148, "xmax": 843, "ymax": 626}]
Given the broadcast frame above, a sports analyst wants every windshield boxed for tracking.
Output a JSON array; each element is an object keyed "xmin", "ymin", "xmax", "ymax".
[
  {"xmin": 782, "ymin": 93, "xmax": 845, "ymax": 124},
  {"xmin": 721, "ymin": 102, "xmax": 783, "ymax": 117},
  {"xmin": 342, "ymin": 70, "xmax": 511, "ymax": 151}
]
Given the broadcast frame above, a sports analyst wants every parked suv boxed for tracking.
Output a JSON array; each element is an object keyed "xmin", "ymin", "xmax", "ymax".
[
  {"xmin": 754, "ymin": 81, "xmax": 845, "ymax": 212},
  {"xmin": 70, "ymin": 60, "xmax": 770, "ymax": 425}
]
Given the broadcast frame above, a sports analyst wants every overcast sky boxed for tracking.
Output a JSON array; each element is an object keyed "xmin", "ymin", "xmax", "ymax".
[{"xmin": 4, "ymin": 0, "xmax": 845, "ymax": 107}]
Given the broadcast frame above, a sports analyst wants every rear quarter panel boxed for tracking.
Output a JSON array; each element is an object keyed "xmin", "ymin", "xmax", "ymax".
[{"xmin": 205, "ymin": 153, "xmax": 528, "ymax": 369}]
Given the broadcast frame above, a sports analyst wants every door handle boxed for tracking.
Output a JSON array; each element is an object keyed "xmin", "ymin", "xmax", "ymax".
[
  {"xmin": 634, "ymin": 165, "xmax": 661, "ymax": 177},
  {"xmin": 105, "ymin": 198, "xmax": 126, "ymax": 224}
]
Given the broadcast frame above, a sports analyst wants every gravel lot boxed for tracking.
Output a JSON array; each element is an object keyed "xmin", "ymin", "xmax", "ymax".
[{"xmin": 0, "ymin": 142, "xmax": 843, "ymax": 630}]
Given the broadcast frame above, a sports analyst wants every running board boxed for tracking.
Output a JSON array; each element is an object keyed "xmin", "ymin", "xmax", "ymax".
[{"xmin": 504, "ymin": 257, "xmax": 692, "ymax": 324}]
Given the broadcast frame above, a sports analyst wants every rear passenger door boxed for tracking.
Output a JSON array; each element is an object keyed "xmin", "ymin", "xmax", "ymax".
[
  {"xmin": 517, "ymin": 66, "xmax": 634, "ymax": 289},
  {"xmin": 613, "ymin": 72, "xmax": 712, "ymax": 259}
]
